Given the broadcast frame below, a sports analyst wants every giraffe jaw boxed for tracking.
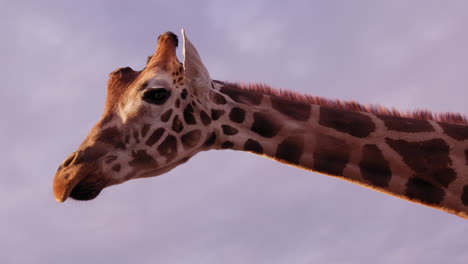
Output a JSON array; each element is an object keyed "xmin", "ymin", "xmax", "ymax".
[
  {"xmin": 134, "ymin": 156, "xmax": 192, "ymax": 180},
  {"xmin": 54, "ymin": 157, "xmax": 192, "ymax": 202},
  {"xmin": 53, "ymin": 172, "xmax": 107, "ymax": 203},
  {"xmin": 67, "ymin": 173, "xmax": 107, "ymax": 201},
  {"xmin": 53, "ymin": 158, "xmax": 110, "ymax": 203}
]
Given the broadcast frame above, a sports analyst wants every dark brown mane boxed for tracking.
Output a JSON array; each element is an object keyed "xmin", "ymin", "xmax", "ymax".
[{"xmin": 217, "ymin": 81, "xmax": 468, "ymax": 125}]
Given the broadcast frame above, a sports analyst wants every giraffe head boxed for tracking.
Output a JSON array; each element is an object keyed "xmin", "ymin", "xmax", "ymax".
[{"xmin": 53, "ymin": 30, "xmax": 215, "ymax": 202}]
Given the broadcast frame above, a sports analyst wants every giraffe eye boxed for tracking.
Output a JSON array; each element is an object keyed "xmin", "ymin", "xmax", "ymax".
[{"xmin": 142, "ymin": 88, "xmax": 171, "ymax": 105}]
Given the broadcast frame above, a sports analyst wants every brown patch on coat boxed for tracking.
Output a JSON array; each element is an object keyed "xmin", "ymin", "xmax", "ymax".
[
  {"xmin": 200, "ymin": 110, "xmax": 211, "ymax": 126},
  {"xmin": 211, "ymin": 109, "xmax": 225, "ymax": 121},
  {"xmin": 276, "ymin": 135, "xmax": 304, "ymax": 165},
  {"xmin": 229, "ymin": 107, "xmax": 245, "ymax": 123},
  {"xmin": 220, "ymin": 84, "xmax": 263, "ymax": 105},
  {"xmin": 104, "ymin": 155, "xmax": 118, "ymax": 164},
  {"xmin": 95, "ymin": 127, "xmax": 126, "ymax": 150},
  {"xmin": 462, "ymin": 185, "xmax": 468, "ymax": 206},
  {"xmin": 172, "ymin": 115, "xmax": 184, "ymax": 133},
  {"xmin": 111, "ymin": 164, "xmax": 121, "ymax": 172},
  {"xmin": 183, "ymin": 104, "xmax": 196, "ymax": 125},
  {"xmin": 439, "ymin": 122, "xmax": 468, "ymax": 140},
  {"xmin": 133, "ymin": 131, "xmax": 140, "ymax": 144},
  {"xmin": 406, "ymin": 177, "xmax": 445, "ymax": 205},
  {"xmin": 145, "ymin": 128, "xmax": 165, "ymax": 146},
  {"xmin": 181, "ymin": 89, "xmax": 188, "ymax": 99},
  {"xmin": 157, "ymin": 135, "xmax": 178, "ymax": 162},
  {"xmin": 244, "ymin": 139, "xmax": 263, "ymax": 154},
  {"xmin": 209, "ymin": 90, "xmax": 227, "ymax": 105},
  {"xmin": 221, "ymin": 141, "xmax": 234, "ymax": 149},
  {"xmin": 222, "ymin": 125, "xmax": 239, "ymax": 135},
  {"xmin": 319, "ymin": 107, "xmax": 375, "ymax": 138},
  {"xmin": 75, "ymin": 146, "xmax": 108, "ymax": 164},
  {"xmin": 465, "ymin": 150, "xmax": 468, "ymax": 165},
  {"xmin": 181, "ymin": 130, "xmax": 202, "ymax": 149},
  {"xmin": 204, "ymin": 132, "xmax": 217, "ymax": 147},
  {"xmin": 141, "ymin": 124, "xmax": 151, "ymax": 138},
  {"xmin": 251, "ymin": 112, "xmax": 282, "ymax": 138},
  {"xmin": 271, "ymin": 96, "xmax": 310, "ymax": 121},
  {"xmin": 379, "ymin": 115, "xmax": 434, "ymax": 132},
  {"xmin": 161, "ymin": 109, "xmax": 173, "ymax": 122},
  {"xmin": 129, "ymin": 149, "xmax": 157, "ymax": 169},
  {"xmin": 386, "ymin": 138, "xmax": 455, "ymax": 188},
  {"xmin": 359, "ymin": 144, "xmax": 392, "ymax": 188},
  {"xmin": 313, "ymin": 134, "xmax": 350, "ymax": 176}
]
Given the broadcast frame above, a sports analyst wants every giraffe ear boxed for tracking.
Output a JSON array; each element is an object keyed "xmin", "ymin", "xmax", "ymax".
[{"xmin": 182, "ymin": 29, "xmax": 211, "ymax": 92}]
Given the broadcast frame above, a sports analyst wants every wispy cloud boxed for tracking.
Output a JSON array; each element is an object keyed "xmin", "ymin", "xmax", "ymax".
[
  {"xmin": 2, "ymin": 1, "xmax": 468, "ymax": 263},
  {"xmin": 206, "ymin": 0, "xmax": 287, "ymax": 56}
]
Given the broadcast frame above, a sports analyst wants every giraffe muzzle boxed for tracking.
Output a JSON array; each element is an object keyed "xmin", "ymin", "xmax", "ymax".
[
  {"xmin": 53, "ymin": 149, "xmax": 109, "ymax": 202},
  {"xmin": 54, "ymin": 166, "xmax": 109, "ymax": 202}
]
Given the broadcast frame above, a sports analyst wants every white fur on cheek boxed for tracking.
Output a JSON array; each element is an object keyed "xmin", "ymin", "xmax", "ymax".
[{"xmin": 118, "ymin": 97, "xmax": 142, "ymax": 123}]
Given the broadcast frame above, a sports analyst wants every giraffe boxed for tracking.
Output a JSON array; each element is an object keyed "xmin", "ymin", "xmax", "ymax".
[{"xmin": 53, "ymin": 29, "xmax": 468, "ymax": 219}]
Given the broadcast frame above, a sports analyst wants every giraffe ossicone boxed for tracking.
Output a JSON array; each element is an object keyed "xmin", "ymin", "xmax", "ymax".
[{"xmin": 53, "ymin": 29, "xmax": 468, "ymax": 219}]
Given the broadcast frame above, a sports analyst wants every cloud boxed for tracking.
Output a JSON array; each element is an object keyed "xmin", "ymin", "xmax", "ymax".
[
  {"xmin": 206, "ymin": 0, "xmax": 287, "ymax": 56},
  {"xmin": 3, "ymin": 1, "xmax": 468, "ymax": 264}
]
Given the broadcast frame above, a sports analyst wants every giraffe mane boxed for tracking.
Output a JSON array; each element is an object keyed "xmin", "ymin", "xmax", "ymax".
[{"xmin": 216, "ymin": 81, "xmax": 468, "ymax": 125}]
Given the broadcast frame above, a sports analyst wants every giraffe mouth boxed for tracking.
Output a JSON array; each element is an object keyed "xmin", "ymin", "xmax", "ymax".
[
  {"xmin": 68, "ymin": 174, "xmax": 108, "ymax": 201},
  {"xmin": 55, "ymin": 153, "xmax": 194, "ymax": 202}
]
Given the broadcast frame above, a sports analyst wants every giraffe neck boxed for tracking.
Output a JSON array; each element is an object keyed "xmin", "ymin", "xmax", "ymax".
[{"xmin": 210, "ymin": 81, "xmax": 468, "ymax": 218}]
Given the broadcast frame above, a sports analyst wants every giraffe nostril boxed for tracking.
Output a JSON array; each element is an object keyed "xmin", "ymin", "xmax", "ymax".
[{"xmin": 62, "ymin": 152, "xmax": 77, "ymax": 168}]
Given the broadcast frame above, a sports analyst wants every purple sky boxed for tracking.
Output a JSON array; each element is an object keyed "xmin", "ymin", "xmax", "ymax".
[{"xmin": 2, "ymin": 0, "xmax": 468, "ymax": 263}]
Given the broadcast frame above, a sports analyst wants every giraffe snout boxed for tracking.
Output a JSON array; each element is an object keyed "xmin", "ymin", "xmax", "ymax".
[{"xmin": 53, "ymin": 146, "xmax": 107, "ymax": 203}]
